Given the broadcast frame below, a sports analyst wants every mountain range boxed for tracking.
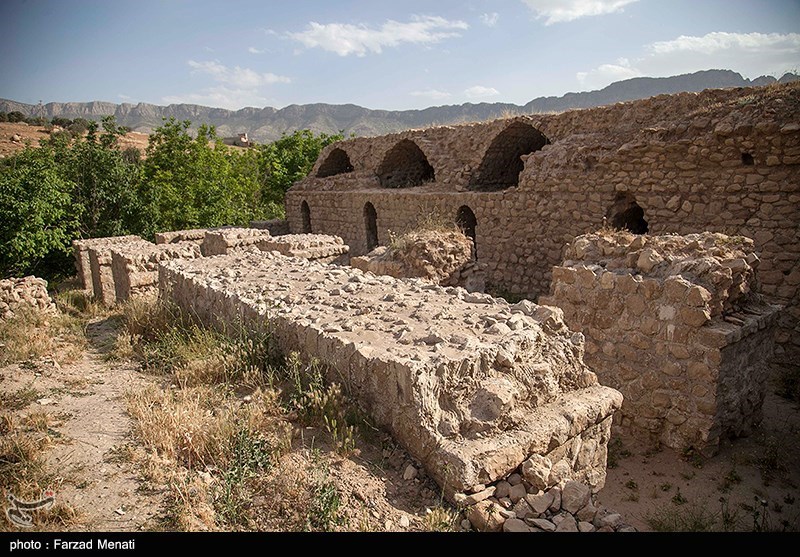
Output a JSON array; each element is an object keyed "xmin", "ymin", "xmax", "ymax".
[{"xmin": 2, "ymin": 70, "xmax": 797, "ymax": 142}]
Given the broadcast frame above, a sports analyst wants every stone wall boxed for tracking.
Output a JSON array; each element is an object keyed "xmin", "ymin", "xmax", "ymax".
[
  {"xmin": 86, "ymin": 237, "xmax": 150, "ymax": 305},
  {"xmin": 201, "ymin": 227, "xmax": 274, "ymax": 256},
  {"xmin": 286, "ymin": 82, "xmax": 800, "ymax": 368},
  {"xmin": 155, "ymin": 228, "xmax": 218, "ymax": 245},
  {"xmin": 159, "ymin": 249, "xmax": 622, "ymax": 497},
  {"xmin": 72, "ymin": 236, "xmax": 143, "ymax": 291},
  {"xmin": 351, "ymin": 228, "xmax": 485, "ymax": 292},
  {"xmin": 255, "ymin": 233, "xmax": 349, "ymax": 263},
  {"xmin": 251, "ymin": 219, "xmax": 291, "ymax": 236},
  {"xmin": 111, "ymin": 241, "xmax": 202, "ymax": 302},
  {"xmin": 540, "ymin": 231, "xmax": 780, "ymax": 453},
  {"xmin": 0, "ymin": 276, "xmax": 56, "ymax": 319}
]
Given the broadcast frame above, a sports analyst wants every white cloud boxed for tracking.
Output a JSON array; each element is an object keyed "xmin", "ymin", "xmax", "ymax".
[
  {"xmin": 577, "ymin": 58, "xmax": 642, "ymax": 89},
  {"xmin": 289, "ymin": 15, "xmax": 469, "ymax": 57},
  {"xmin": 188, "ymin": 60, "xmax": 291, "ymax": 87},
  {"xmin": 166, "ymin": 60, "xmax": 290, "ymax": 110},
  {"xmin": 576, "ymin": 31, "xmax": 800, "ymax": 91},
  {"xmin": 464, "ymin": 85, "xmax": 500, "ymax": 99},
  {"xmin": 410, "ymin": 89, "xmax": 452, "ymax": 100},
  {"xmin": 163, "ymin": 86, "xmax": 274, "ymax": 110},
  {"xmin": 118, "ymin": 94, "xmax": 132, "ymax": 101},
  {"xmin": 248, "ymin": 46, "xmax": 264, "ymax": 54},
  {"xmin": 481, "ymin": 12, "xmax": 499, "ymax": 27},
  {"xmin": 522, "ymin": 0, "xmax": 638, "ymax": 25}
]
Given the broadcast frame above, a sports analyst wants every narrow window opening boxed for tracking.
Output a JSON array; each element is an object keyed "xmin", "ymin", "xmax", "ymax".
[
  {"xmin": 364, "ymin": 202, "xmax": 379, "ymax": 252},
  {"xmin": 456, "ymin": 205, "xmax": 478, "ymax": 259},
  {"xmin": 301, "ymin": 201, "xmax": 312, "ymax": 233}
]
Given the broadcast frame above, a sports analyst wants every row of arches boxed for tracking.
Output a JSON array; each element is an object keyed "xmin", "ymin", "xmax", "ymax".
[
  {"xmin": 299, "ymin": 193, "xmax": 648, "ymax": 261},
  {"xmin": 314, "ymin": 123, "xmax": 550, "ymax": 192}
]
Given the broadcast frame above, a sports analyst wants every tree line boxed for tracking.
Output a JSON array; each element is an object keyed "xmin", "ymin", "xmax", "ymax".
[{"xmin": 0, "ymin": 116, "xmax": 342, "ymax": 279}]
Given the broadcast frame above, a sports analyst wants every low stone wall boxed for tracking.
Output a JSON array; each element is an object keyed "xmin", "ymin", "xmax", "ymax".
[
  {"xmin": 86, "ymin": 237, "xmax": 151, "ymax": 305},
  {"xmin": 111, "ymin": 241, "xmax": 202, "ymax": 302},
  {"xmin": 155, "ymin": 228, "xmax": 215, "ymax": 245},
  {"xmin": 541, "ymin": 231, "xmax": 780, "ymax": 454},
  {"xmin": 251, "ymin": 219, "xmax": 290, "ymax": 236},
  {"xmin": 159, "ymin": 248, "xmax": 622, "ymax": 497},
  {"xmin": 351, "ymin": 229, "xmax": 486, "ymax": 292},
  {"xmin": 0, "ymin": 276, "xmax": 56, "ymax": 319},
  {"xmin": 256, "ymin": 233, "xmax": 349, "ymax": 263},
  {"xmin": 201, "ymin": 228, "xmax": 273, "ymax": 256},
  {"xmin": 72, "ymin": 236, "xmax": 143, "ymax": 291}
]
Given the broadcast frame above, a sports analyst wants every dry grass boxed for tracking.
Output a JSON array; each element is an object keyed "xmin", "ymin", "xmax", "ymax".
[
  {"xmin": 0, "ymin": 412, "xmax": 81, "ymax": 531},
  {"xmin": 0, "ymin": 305, "xmax": 85, "ymax": 366}
]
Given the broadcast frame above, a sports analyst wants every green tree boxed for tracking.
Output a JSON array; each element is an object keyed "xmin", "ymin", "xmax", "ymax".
[
  {"xmin": 0, "ymin": 143, "xmax": 79, "ymax": 278},
  {"xmin": 256, "ymin": 130, "xmax": 343, "ymax": 207}
]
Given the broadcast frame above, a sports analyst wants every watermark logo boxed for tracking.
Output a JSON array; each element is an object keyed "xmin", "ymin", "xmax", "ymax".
[{"xmin": 5, "ymin": 490, "xmax": 55, "ymax": 528}]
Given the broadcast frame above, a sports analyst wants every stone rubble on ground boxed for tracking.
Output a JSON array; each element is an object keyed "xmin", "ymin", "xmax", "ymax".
[{"xmin": 0, "ymin": 276, "xmax": 57, "ymax": 319}]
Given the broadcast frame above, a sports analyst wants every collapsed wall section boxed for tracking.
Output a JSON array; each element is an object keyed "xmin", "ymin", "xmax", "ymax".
[
  {"xmin": 83, "ymin": 236, "xmax": 150, "ymax": 305},
  {"xmin": 159, "ymin": 249, "xmax": 622, "ymax": 496},
  {"xmin": 201, "ymin": 227, "xmax": 273, "ymax": 256},
  {"xmin": 255, "ymin": 233, "xmax": 349, "ymax": 263},
  {"xmin": 541, "ymin": 232, "xmax": 780, "ymax": 454},
  {"xmin": 72, "ymin": 235, "xmax": 143, "ymax": 291},
  {"xmin": 0, "ymin": 276, "xmax": 56, "ymax": 319},
  {"xmin": 111, "ymin": 241, "xmax": 202, "ymax": 302}
]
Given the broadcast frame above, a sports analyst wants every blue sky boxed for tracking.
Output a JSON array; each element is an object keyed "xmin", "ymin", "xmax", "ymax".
[{"xmin": 2, "ymin": 0, "xmax": 799, "ymax": 110}]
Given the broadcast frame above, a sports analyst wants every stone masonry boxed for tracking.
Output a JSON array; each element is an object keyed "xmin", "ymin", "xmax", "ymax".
[
  {"xmin": 255, "ymin": 233, "xmax": 349, "ymax": 263},
  {"xmin": 159, "ymin": 248, "xmax": 623, "ymax": 497},
  {"xmin": 541, "ymin": 231, "xmax": 780, "ymax": 453},
  {"xmin": 111, "ymin": 241, "xmax": 203, "ymax": 302},
  {"xmin": 201, "ymin": 227, "xmax": 274, "ymax": 256},
  {"xmin": 86, "ymin": 237, "xmax": 150, "ymax": 305},
  {"xmin": 72, "ymin": 235, "xmax": 143, "ymax": 291},
  {"xmin": 286, "ymin": 83, "xmax": 800, "ymax": 369},
  {"xmin": 0, "ymin": 276, "xmax": 56, "ymax": 319}
]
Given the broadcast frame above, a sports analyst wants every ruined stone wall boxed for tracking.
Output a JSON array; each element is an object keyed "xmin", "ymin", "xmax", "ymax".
[
  {"xmin": 201, "ymin": 227, "xmax": 273, "ymax": 256},
  {"xmin": 0, "ymin": 276, "xmax": 56, "ymax": 319},
  {"xmin": 287, "ymin": 83, "xmax": 800, "ymax": 366},
  {"xmin": 255, "ymin": 233, "xmax": 349, "ymax": 263},
  {"xmin": 251, "ymin": 219, "xmax": 291, "ymax": 236},
  {"xmin": 73, "ymin": 236, "xmax": 143, "ymax": 291},
  {"xmin": 85, "ymin": 237, "xmax": 150, "ymax": 305},
  {"xmin": 540, "ymin": 232, "xmax": 780, "ymax": 453},
  {"xmin": 159, "ymin": 249, "xmax": 622, "ymax": 496},
  {"xmin": 155, "ymin": 228, "xmax": 216, "ymax": 245},
  {"xmin": 111, "ymin": 241, "xmax": 202, "ymax": 302}
]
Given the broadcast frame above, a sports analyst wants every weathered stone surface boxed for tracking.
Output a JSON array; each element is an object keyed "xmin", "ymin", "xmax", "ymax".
[
  {"xmin": 86, "ymin": 237, "xmax": 151, "ymax": 305},
  {"xmin": 525, "ymin": 491, "xmax": 554, "ymax": 516},
  {"xmin": 555, "ymin": 514, "xmax": 579, "ymax": 532},
  {"xmin": 257, "ymin": 233, "xmax": 349, "ymax": 262},
  {"xmin": 495, "ymin": 481, "xmax": 512, "ymax": 499},
  {"xmin": 543, "ymin": 231, "xmax": 781, "ymax": 454},
  {"xmin": 561, "ymin": 481, "xmax": 591, "ymax": 515},
  {"xmin": 161, "ymin": 250, "xmax": 622, "ymax": 495},
  {"xmin": 111, "ymin": 241, "xmax": 202, "ymax": 302},
  {"xmin": 578, "ymin": 521, "xmax": 596, "ymax": 532},
  {"xmin": 250, "ymin": 219, "xmax": 290, "ymax": 236},
  {"xmin": 521, "ymin": 454, "xmax": 553, "ymax": 491},
  {"xmin": 0, "ymin": 276, "xmax": 56, "ymax": 319},
  {"xmin": 508, "ymin": 483, "xmax": 527, "ymax": 503},
  {"xmin": 468, "ymin": 501, "xmax": 505, "ymax": 532},
  {"xmin": 528, "ymin": 518, "xmax": 556, "ymax": 532},
  {"xmin": 73, "ymin": 235, "xmax": 143, "ymax": 292},
  {"xmin": 202, "ymin": 227, "xmax": 272, "ymax": 256},
  {"xmin": 503, "ymin": 518, "xmax": 532, "ymax": 533}
]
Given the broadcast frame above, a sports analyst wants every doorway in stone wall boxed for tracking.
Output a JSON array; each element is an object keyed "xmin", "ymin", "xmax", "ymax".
[
  {"xmin": 456, "ymin": 205, "xmax": 478, "ymax": 258},
  {"xmin": 301, "ymin": 200, "xmax": 312, "ymax": 233},
  {"xmin": 364, "ymin": 202, "xmax": 379, "ymax": 252},
  {"xmin": 607, "ymin": 193, "xmax": 648, "ymax": 234}
]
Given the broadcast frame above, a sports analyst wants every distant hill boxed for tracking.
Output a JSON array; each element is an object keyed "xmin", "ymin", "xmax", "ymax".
[{"xmin": 2, "ymin": 69, "xmax": 797, "ymax": 143}]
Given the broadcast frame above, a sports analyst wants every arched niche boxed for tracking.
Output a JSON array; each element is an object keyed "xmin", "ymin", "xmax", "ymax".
[
  {"xmin": 456, "ymin": 205, "xmax": 478, "ymax": 258},
  {"xmin": 301, "ymin": 200, "xmax": 312, "ymax": 233},
  {"xmin": 607, "ymin": 193, "xmax": 648, "ymax": 234},
  {"xmin": 364, "ymin": 202, "xmax": 379, "ymax": 252},
  {"xmin": 376, "ymin": 139, "xmax": 435, "ymax": 188},
  {"xmin": 317, "ymin": 148, "xmax": 354, "ymax": 178},
  {"xmin": 469, "ymin": 122, "xmax": 549, "ymax": 191}
]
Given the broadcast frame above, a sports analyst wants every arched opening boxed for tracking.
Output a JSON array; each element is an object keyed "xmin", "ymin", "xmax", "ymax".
[
  {"xmin": 456, "ymin": 205, "xmax": 478, "ymax": 258},
  {"xmin": 301, "ymin": 200, "xmax": 312, "ymax": 233},
  {"xmin": 607, "ymin": 193, "xmax": 648, "ymax": 235},
  {"xmin": 364, "ymin": 202, "xmax": 379, "ymax": 252},
  {"xmin": 376, "ymin": 139, "xmax": 435, "ymax": 188},
  {"xmin": 469, "ymin": 122, "xmax": 549, "ymax": 192},
  {"xmin": 317, "ymin": 148, "xmax": 354, "ymax": 178}
]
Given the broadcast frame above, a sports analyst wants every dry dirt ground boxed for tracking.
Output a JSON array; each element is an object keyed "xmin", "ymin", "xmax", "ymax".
[
  {"xmin": 0, "ymin": 122, "xmax": 150, "ymax": 159},
  {"xmin": 1, "ymin": 291, "xmax": 798, "ymax": 532}
]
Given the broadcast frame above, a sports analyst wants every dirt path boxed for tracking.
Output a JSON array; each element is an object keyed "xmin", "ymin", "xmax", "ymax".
[{"xmin": 1, "ymin": 316, "xmax": 164, "ymax": 531}]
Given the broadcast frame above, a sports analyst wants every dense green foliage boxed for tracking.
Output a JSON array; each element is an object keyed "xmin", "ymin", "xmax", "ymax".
[{"xmin": 0, "ymin": 115, "xmax": 341, "ymax": 279}]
